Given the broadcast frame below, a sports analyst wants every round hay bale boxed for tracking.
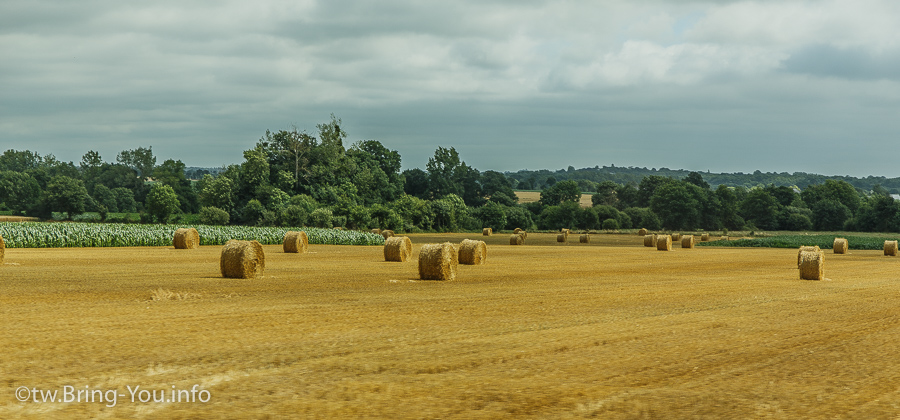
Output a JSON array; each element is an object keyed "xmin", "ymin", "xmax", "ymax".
[
  {"xmin": 672, "ymin": 233, "xmax": 682, "ymax": 242},
  {"xmin": 514, "ymin": 228, "xmax": 522, "ymax": 234},
  {"xmin": 701, "ymin": 233, "xmax": 710, "ymax": 242},
  {"xmin": 579, "ymin": 234, "xmax": 590, "ymax": 243},
  {"xmin": 797, "ymin": 246, "xmax": 821, "ymax": 267},
  {"xmin": 720, "ymin": 235, "xmax": 729, "ymax": 241},
  {"xmin": 459, "ymin": 239, "xmax": 487, "ymax": 265},
  {"xmin": 220, "ymin": 240, "xmax": 265, "ymax": 279},
  {"xmin": 799, "ymin": 250, "xmax": 824, "ymax": 281},
  {"xmin": 520, "ymin": 231, "xmax": 527, "ymax": 239},
  {"xmin": 173, "ymin": 228, "xmax": 200, "ymax": 249},
  {"xmin": 381, "ymin": 230, "xmax": 395, "ymax": 239},
  {"xmin": 384, "ymin": 236, "xmax": 412, "ymax": 262},
  {"xmin": 418, "ymin": 242, "xmax": 458, "ymax": 280},
  {"xmin": 638, "ymin": 228, "xmax": 648, "ymax": 236},
  {"xmin": 557, "ymin": 233, "xmax": 567, "ymax": 243},
  {"xmin": 0, "ymin": 233, "xmax": 5, "ymax": 264},
  {"xmin": 885, "ymin": 240, "xmax": 898, "ymax": 256},
  {"xmin": 509, "ymin": 234, "xmax": 524, "ymax": 245},
  {"xmin": 482, "ymin": 228, "xmax": 492, "ymax": 236},
  {"xmin": 643, "ymin": 234, "xmax": 657, "ymax": 247},
  {"xmin": 681, "ymin": 235, "xmax": 694, "ymax": 249},
  {"xmin": 283, "ymin": 231, "xmax": 308, "ymax": 254},
  {"xmin": 833, "ymin": 238, "xmax": 848, "ymax": 254},
  {"xmin": 371, "ymin": 228, "xmax": 382, "ymax": 235},
  {"xmin": 656, "ymin": 234, "xmax": 672, "ymax": 251}
]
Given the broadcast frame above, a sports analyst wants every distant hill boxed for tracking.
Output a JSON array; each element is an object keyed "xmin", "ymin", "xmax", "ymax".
[{"xmin": 505, "ymin": 165, "xmax": 900, "ymax": 193}]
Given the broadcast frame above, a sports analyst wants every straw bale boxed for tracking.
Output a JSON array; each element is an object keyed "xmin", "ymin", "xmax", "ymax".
[
  {"xmin": 384, "ymin": 236, "xmax": 413, "ymax": 262},
  {"xmin": 579, "ymin": 234, "xmax": 590, "ymax": 243},
  {"xmin": 885, "ymin": 240, "xmax": 898, "ymax": 256},
  {"xmin": 799, "ymin": 250, "xmax": 824, "ymax": 280},
  {"xmin": 509, "ymin": 234, "xmax": 524, "ymax": 245},
  {"xmin": 173, "ymin": 228, "xmax": 200, "ymax": 249},
  {"xmin": 833, "ymin": 238, "xmax": 848, "ymax": 254},
  {"xmin": 381, "ymin": 230, "xmax": 395, "ymax": 239},
  {"xmin": 220, "ymin": 240, "xmax": 265, "ymax": 279},
  {"xmin": 557, "ymin": 233, "xmax": 567, "ymax": 243},
  {"xmin": 656, "ymin": 234, "xmax": 672, "ymax": 251},
  {"xmin": 371, "ymin": 229, "xmax": 382, "ymax": 235},
  {"xmin": 482, "ymin": 228, "xmax": 492, "ymax": 236},
  {"xmin": 797, "ymin": 246, "xmax": 820, "ymax": 267},
  {"xmin": 514, "ymin": 228, "xmax": 522, "ymax": 234},
  {"xmin": 672, "ymin": 233, "xmax": 682, "ymax": 242},
  {"xmin": 643, "ymin": 234, "xmax": 657, "ymax": 247},
  {"xmin": 638, "ymin": 228, "xmax": 648, "ymax": 236},
  {"xmin": 283, "ymin": 231, "xmax": 308, "ymax": 254},
  {"xmin": 418, "ymin": 242, "xmax": 458, "ymax": 280},
  {"xmin": 459, "ymin": 239, "xmax": 487, "ymax": 265},
  {"xmin": 701, "ymin": 233, "xmax": 710, "ymax": 241},
  {"xmin": 681, "ymin": 235, "xmax": 694, "ymax": 249}
]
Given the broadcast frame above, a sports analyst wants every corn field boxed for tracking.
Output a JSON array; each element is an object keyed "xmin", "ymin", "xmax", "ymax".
[{"xmin": 0, "ymin": 222, "xmax": 385, "ymax": 248}]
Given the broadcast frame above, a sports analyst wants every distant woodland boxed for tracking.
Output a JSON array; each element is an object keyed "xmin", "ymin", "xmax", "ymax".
[{"xmin": 3, "ymin": 115, "xmax": 900, "ymax": 233}]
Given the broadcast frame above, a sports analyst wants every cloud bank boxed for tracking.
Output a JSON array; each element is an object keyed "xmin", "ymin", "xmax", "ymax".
[{"xmin": 2, "ymin": 0, "xmax": 899, "ymax": 177}]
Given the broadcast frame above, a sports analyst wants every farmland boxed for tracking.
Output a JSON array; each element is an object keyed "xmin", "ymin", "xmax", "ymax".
[
  {"xmin": 0, "ymin": 222, "xmax": 383, "ymax": 248},
  {"xmin": 514, "ymin": 191, "xmax": 594, "ymax": 208},
  {"xmin": 4, "ymin": 233, "xmax": 900, "ymax": 418}
]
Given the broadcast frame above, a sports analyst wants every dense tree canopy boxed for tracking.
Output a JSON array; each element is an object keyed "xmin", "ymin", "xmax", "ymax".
[{"xmin": 4, "ymin": 116, "xmax": 900, "ymax": 235}]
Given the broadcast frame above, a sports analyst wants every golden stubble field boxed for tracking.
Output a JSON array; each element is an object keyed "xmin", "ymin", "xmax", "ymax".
[{"xmin": 3, "ymin": 233, "xmax": 900, "ymax": 419}]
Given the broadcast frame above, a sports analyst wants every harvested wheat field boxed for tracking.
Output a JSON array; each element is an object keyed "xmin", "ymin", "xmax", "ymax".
[{"xmin": 4, "ymin": 233, "xmax": 900, "ymax": 418}]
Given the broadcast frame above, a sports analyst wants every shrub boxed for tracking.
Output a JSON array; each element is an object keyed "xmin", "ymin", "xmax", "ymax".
[
  {"xmin": 241, "ymin": 199, "xmax": 266, "ymax": 225},
  {"xmin": 199, "ymin": 206, "xmax": 230, "ymax": 226},
  {"xmin": 504, "ymin": 206, "xmax": 534, "ymax": 231},
  {"xmin": 602, "ymin": 218, "xmax": 619, "ymax": 230},
  {"xmin": 279, "ymin": 205, "xmax": 308, "ymax": 227},
  {"xmin": 310, "ymin": 208, "xmax": 333, "ymax": 228}
]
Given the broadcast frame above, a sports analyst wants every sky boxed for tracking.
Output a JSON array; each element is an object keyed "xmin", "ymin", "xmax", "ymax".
[{"xmin": 2, "ymin": 0, "xmax": 900, "ymax": 178}]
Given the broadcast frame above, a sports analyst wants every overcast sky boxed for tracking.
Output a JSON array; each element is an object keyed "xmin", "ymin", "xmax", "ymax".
[{"xmin": 2, "ymin": 0, "xmax": 899, "ymax": 178}]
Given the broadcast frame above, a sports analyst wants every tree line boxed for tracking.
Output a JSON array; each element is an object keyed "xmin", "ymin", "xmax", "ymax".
[
  {"xmin": 510, "ymin": 165, "xmax": 900, "ymax": 194},
  {"xmin": 2, "ymin": 115, "xmax": 899, "ymax": 233}
]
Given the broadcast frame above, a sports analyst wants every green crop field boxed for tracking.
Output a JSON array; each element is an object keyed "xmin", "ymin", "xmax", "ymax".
[{"xmin": 0, "ymin": 222, "xmax": 384, "ymax": 248}]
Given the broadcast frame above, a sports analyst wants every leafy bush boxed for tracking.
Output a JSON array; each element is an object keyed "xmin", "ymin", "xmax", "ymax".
[
  {"xmin": 504, "ymin": 205, "xmax": 534, "ymax": 231},
  {"xmin": 199, "ymin": 206, "xmax": 230, "ymax": 226},
  {"xmin": 310, "ymin": 208, "xmax": 333, "ymax": 228}
]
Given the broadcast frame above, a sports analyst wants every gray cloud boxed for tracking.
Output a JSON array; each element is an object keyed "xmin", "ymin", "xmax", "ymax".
[
  {"xmin": 782, "ymin": 44, "xmax": 900, "ymax": 80},
  {"xmin": 2, "ymin": 0, "xmax": 900, "ymax": 178}
]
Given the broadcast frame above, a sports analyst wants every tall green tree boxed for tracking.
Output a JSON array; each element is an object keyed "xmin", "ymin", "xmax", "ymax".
[
  {"xmin": 145, "ymin": 183, "xmax": 180, "ymax": 223},
  {"xmin": 811, "ymin": 199, "xmax": 851, "ymax": 231},
  {"xmin": 426, "ymin": 146, "xmax": 463, "ymax": 199},
  {"xmin": 649, "ymin": 181, "xmax": 703, "ymax": 230},
  {"xmin": 540, "ymin": 180, "xmax": 581, "ymax": 206},
  {"xmin": 402, "ymin": 168, "xmax": 429, "ymax": 199},
  {"xmin": 741, "ymin": 188, "xmax": 779, "ymax": 230},
  {"xmin": 481, "ymin": 170, "xmax": 517, "ymax": 207},
  {"xmin": 801, "ymin": 180, "xmax": 861, "ymax": 215},
  {"xmin": 715, "ymin": 185, "xmax": 745, "ymax": 230},
  {"xmin": 152, "ymin": 159, "xmax": 198, "ymax": 213},
  {"xmin": 42, "ymin": 175, "xmax": 90, "ymax": 219},
  {"xmin": 637, "ymin": 175, "xmax": 675, "ymax": 207},
  {"xmin": 592, "ymin": 181, "xmax": 620, "ymax": 207},
  {"xmin": 116, "ymin": 146, "xmax": 156, "ymax": 180},
  {"xmin": 0, "ymin": 171, "xmax": 41, "ymax": 213}
]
